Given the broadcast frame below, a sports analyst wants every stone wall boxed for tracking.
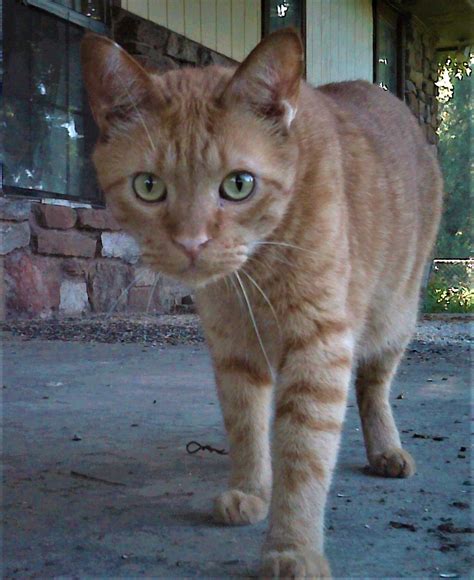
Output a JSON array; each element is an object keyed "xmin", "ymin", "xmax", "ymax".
[
  {"xmin": 404, "ymin": 16, "xmax": 439, "ymax": 145},
  {"xmin": 111, "ymin": 7, "xmax": 235, "ymax": 71},
  {"xmin": 1, "ymin": 199, "xmax": 191, "ymax": 319},
  {"xmin": 1, "ymin": 7, "xmax": 235, "ymax": 320},
  {"xmin": 2, "ymin": 6, "xmax": 442, "ymax": 319}
]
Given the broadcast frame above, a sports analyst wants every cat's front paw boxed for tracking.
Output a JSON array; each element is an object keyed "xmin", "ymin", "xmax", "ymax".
[
  {"xmin": 261, "ymin": 547, "xmax": 331, "ymax": 579},
  {"xmin": 214, "ymin": 489, "xmax": 269, "ymax": 525},
  {"xmin": 371, "ymin": 447, "xmax": 416, "ymax": 478}
]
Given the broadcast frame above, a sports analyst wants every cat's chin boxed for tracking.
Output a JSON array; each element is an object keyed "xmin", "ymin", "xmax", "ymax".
[
  {"xmin": 143, "ymin": 257, "xmax": 247, "ymax": 289},
  {"xmin": 174, "ymin": 269, "xmax": 231, "ymax": 289}
]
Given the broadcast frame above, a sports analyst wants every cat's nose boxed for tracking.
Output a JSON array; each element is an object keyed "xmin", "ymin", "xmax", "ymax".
[{"xmin": 172, "ymin": 234, "xmax": 210, "ymax": 261}]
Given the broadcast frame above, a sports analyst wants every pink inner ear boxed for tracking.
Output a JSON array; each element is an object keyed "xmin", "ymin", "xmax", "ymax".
[
  {"xmin": 81, "ymin": 34, "xmax": 152, "ymax": 131},
  {"xmin": 222, "ymin": 28, "xmax": 303, "ymax": 127}
]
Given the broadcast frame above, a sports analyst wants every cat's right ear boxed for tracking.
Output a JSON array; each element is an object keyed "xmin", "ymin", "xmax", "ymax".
[
  {"xmin": 81, "ymin": 34, "xmax": 152, "ymax": 133},
  {"xmin": 222, "ymin": 28, "xmax": 304, "ymax": 131}
]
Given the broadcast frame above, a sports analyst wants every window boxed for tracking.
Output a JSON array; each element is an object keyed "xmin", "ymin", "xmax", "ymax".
[
  {"xmin": 262, "ymin": 0, "xmax": 305, "ymax": 42},
  {"xmin": 2, "ymin": 0, "xmax": 110, "ymax": 205},
  {"xmin": 374, "ymin": 0, "xmax": 404, "ymax": 97}
]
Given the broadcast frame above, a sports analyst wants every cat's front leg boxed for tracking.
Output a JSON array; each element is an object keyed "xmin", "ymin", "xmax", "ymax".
[
  {"xmin": 261, "ymin": 318, "xmax": 353, "ymax": 579},
  {"xmin": 212, "ymin": 351, "xmax": 273, "ymax": 526}
]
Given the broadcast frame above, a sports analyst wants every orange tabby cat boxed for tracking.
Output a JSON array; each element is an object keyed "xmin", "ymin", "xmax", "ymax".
[{"xmin": 82, "ymin": 28, "xmax": 443, "ymax": 578}]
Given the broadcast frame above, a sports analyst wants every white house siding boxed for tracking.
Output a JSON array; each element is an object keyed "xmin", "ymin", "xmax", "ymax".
[
  {"xmin": 122, "ymin": 0, "xmax": 261, "ymax": 61},
  {"xmin": 306, "ymin": 0, "xmax": 373, "ymax": 86},
  {"xmin": 121, "ymin": 1, "xmax": 373, "ymax": 84}
]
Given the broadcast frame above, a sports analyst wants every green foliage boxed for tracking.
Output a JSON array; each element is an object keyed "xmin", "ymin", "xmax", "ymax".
[
  {"xmin": 435, "ymin": 56, "xmax": 473, "ymax": 259},
  {"xmin": 424, "ymin": 261, "xmax": 473, "ymax": 313},
  {"xmin": 425, "ymin": 282, "xmax": 474, "ymax": 313}
]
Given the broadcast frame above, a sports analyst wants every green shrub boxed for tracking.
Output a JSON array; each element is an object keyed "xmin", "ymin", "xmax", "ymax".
[{"xmin": 424, "ymin": 282, "xmax": 474, "ymax": 313}]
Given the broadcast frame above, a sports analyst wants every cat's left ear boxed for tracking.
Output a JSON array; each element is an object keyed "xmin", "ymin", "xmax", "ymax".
[
  {"xmin": 222, "ymin": 28, "xmax": 303, "ymax": 131},
  {"xmin": 81, "ymin": 33, "xmax": 152, "ymax": 133}
]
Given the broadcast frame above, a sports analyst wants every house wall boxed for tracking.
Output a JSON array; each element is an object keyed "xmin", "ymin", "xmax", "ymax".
[
  {"xmin": 306, "ymin": 0, "xmax": 373, "ymax": 86},
  {"xmin": 1, "ymin": 3, "xmax": 440, "ymax": 321},
  {"xmin": 121, "ymin": 0, "xmax": 374, "ymax": 85},
  {"xmin": 1, "ymin": 7, "xmax": 235, "ymax": 321},
  {"xmin": 121, "ymin": 0, "xmax": 261, "ymax": 61},
  {"xmin": 403, "ymin": 16, "xmax": 439, "ymax": 145}
]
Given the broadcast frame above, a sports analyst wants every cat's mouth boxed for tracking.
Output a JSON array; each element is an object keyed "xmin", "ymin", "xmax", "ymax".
[{"xmin": 142, "ymin": 252, "xmax": 249, "ymax": 288}]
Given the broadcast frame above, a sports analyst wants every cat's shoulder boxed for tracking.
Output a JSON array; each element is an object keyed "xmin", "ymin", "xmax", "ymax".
[{"xmin": 314, "ymin": 79, "xmax": 400, "ymax": 108}]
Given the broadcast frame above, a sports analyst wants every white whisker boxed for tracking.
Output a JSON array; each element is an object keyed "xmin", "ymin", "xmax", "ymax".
[
  {"xmin": 146, "ymin": 274, "xmax": 160, "ymax": 315},
  {"xmin": 144, "ymin": 274, "xmax": 161, "ymax": 342},
  {"xmin": 107, "ymin": 271, "xmax": 146, "ymax": 318},
  {"xmin": 257, "ymin": 241, "xmax": 320, "ymax": 258},
  {"xmin": 228, "ymin": 274, "xmax": 245, "ymax": 312},
  {"xmin": 234, "ymin": 272, "xmax": 274, "ymax": 380},
  {"xmin": 240, "ymin": 268, "xmax": 281, "ymax": 336},
  {"xmin": 249, "ymin": 251, "xmax": 293, "ymax": 269}
]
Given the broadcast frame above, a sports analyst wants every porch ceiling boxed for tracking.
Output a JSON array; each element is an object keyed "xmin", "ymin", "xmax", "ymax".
[{"xmin": 400, "ymin": 0, "xmax": 474, "ymax": 50}]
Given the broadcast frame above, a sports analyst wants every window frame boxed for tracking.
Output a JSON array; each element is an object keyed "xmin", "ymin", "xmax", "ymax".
[
  {"xmin": 373, "ymin": 0, "xmax": 406, "ymax": 99},
  {"xmin": 1, "ymin": 0, "xmax": 111, "ymax": 207},
  {"xmin": 261, "ymin": 0, "xmax": 306, "ymax": 78}
]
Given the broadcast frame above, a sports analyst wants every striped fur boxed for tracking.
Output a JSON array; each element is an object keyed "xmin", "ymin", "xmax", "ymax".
[{"xmin": 83, "ymin": 29, "xmax": 443, "ymax": 579}]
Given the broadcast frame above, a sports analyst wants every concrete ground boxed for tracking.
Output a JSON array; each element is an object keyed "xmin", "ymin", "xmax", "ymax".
[{"xmin": 2, "ymin": 318, "xmax": 472, "ymax": 578}]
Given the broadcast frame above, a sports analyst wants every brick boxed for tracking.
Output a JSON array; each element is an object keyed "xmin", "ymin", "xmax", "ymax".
[
  {"xmin": 166, "ymin": 31, "xmax": 199, "ymax": 63},
  {"xmin": 133, "ymin": 265, "xmax": 159, "ymax": 287},
  {"xmin": 423, "ymin": 57, "xmax": 431, "ymax": 79},
  {"xmin": 159, "ymin": 276, "xmax": 190, "ymax": 313},
  {"xmin": 61, "ymin": 259, "xmax": 90, "ymax": 277},
  {"xmin": 4, "ymin": 251, "xmax": 60, "ymax": 317},
  {"xmin": 417, "ymin": 88, "xmax": 426, "ymax": 102},
  {"xmin": 128, "ymin": 286, "xmax": 161, "ymax": 312},
  {"xmin": 0, "ymin": 198, "xmax": 31, "ymax": 221},
  {"xmin": 77, "ymin": 208, "xmax": 121, "ymax": 231},
  {"xmin": 60, "ymin": 280, "xmax": 89, "ymax": 314},
  {"xmin": 418, "ymin": 101, "xmax": 426, "ymax": 120},
  {"xmin": 88, "ymin": 260, "xmax": 132, "ymax": 313},
  {"xmin": 35, "ymin": 204, "xmax": 76, "ymax": 229},
  {"xmin": 0, "ymin": 221, "xmax": 31, "ymax": 255},
  {"xmin": 411, "ymin": 71, "xmax": 424, "ymax": 88},
  {"xmin": 406, "ymin": 92, "xmax": 418, "ymax": 114},
  {"xmin": 36, "ymin": 229, "xmax": 97, "ymax": 258},
  {"xmin": 423, "ymin": 79, "xmax": 435, "ymax": 96},
  {"xmin": 426, "ymin": 125, "xmax": 437, "ymax": 144},
  {"xmin": 101, "ymin": 232, "xmax": 140, "ymax": 264}
]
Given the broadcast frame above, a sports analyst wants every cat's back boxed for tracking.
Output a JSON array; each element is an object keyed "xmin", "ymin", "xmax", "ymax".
[
  {"xmin": 311, "ymin": 79, "xmax": 442, "ymax": 236},
  {"xmin": 306, "ymin": 80, "xmax": 443, "ymax": 334},
  {"xmin": 315, "ymin": 80, "xmax": 435, "ymax": 180}
]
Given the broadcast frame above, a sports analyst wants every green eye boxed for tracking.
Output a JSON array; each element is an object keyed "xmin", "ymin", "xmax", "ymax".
[
  {"xmin": 132, "ymin": 173, "xmax": 167, "ymax": 202},
  {"xmin": 220, "ymin": 171, "xmax": 255, "ymax": 201}
]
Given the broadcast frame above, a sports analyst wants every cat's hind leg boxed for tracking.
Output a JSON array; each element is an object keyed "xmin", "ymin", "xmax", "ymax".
[{"xmin": 355, "ymin": 345, "xmax": 415, "ymax": 478}]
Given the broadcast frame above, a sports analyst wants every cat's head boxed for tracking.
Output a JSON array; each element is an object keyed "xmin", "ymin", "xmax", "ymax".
[{"xmin": 81, "ymin": 29, "xmax": 303, "ymax": 287}]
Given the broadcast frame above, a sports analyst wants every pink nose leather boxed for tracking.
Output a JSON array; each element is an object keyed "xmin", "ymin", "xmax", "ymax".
[{"xmin": 172, "ymin": 234, "xmax": 210, "ymax": 260}]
